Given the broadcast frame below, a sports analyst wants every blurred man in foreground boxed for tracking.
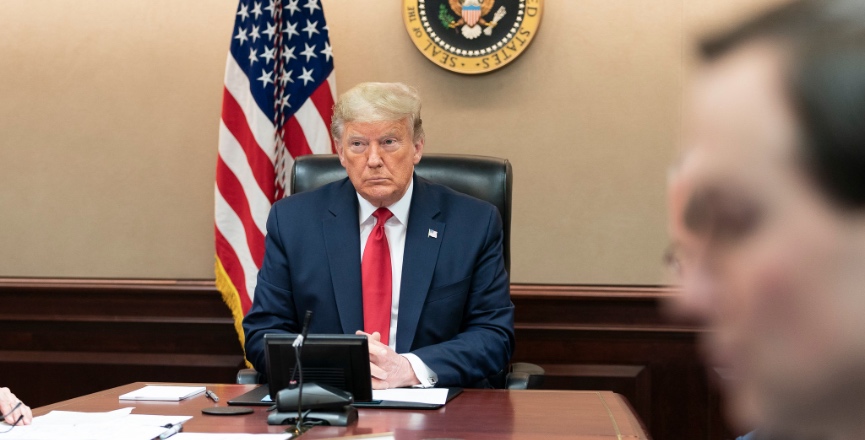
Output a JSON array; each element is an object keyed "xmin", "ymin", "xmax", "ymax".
[{"xmin": 667, "ymin": 0, "xmax": 865, "ymax": 438}]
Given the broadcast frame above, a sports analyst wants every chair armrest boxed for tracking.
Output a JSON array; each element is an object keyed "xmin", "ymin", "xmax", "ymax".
[
  {"xmin": 506, "ymin": 362, "xmax": 545, "ymax": 390},
  {"xmin": 237, "ymin": 368, "xmax": 265, "ymax": 385}
]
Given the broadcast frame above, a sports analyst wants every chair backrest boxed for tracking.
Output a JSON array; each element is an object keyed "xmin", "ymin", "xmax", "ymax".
[{"xmin": 290, "ymin": 153, "xmax": 513, "ymax": 272}]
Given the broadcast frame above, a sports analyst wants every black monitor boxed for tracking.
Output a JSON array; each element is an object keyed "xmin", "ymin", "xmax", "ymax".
[{"xmin": 264, "ymin": 333, "xmax": 373, "ymax": 403}]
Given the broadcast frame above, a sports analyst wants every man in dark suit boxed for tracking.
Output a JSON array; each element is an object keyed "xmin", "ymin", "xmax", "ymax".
[{"xmin": 243, "ymin": 82, "xmax": 514, "ymax": 389}]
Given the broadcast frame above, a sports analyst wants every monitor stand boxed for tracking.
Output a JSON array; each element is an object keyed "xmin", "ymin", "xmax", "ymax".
[{"xmin": 267, "ymin": 405, "xmax": 358, "ymax": 427}]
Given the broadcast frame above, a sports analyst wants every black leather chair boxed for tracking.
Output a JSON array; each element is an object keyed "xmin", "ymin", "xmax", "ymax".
[{"xmin": 238, "ymin": 153, "xmax": 543, "ymax": 389}]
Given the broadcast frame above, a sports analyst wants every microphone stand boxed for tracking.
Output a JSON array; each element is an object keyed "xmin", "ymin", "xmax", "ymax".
[{"xmin": 287, "ymin": 311, "xmax": 312, "ymax": 436}]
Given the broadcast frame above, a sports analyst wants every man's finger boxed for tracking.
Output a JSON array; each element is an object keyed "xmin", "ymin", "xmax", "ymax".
[
  {"xmin": 355, "ymin": 330, "xmax": 382, "ymax": 342},
  {"xmin": 369, "ymin": 362, "xmax": 388, "ymax": 380},
  {"xmin": 4, "ymin": 407, "xmax": 20, "ymax": 425},
  {"xmin": 20, "ymin": 405, "xmax": 32, "ymax": 425},
  {"xmin": 371, "ymin": 377, "xmax": 389, "ymax": 390}
]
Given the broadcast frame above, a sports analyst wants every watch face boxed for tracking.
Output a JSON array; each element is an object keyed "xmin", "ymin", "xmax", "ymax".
[{"xmin": 402, "ymin": 0, "xmax": 544, "ymax": 74}]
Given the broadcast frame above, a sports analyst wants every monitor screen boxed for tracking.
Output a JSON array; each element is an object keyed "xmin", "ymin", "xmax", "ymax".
[{"xmin": 264, "ymin": 333, "xmax": 373, "ymax": 403}]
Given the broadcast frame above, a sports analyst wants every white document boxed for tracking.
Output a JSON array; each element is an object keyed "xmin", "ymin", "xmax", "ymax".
[
  {"xmin": 372, "ymin": 388, "xmax": 449, "ymax": 405},
  {"xmin": 119, "ymin": 385, "xmax": 206, "ymax": 401},
  {"xmin": 0, "ymin": 408, "xmax": 192, "ymax": 440}
]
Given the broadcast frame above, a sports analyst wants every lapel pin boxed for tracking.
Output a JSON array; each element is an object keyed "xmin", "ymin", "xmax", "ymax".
[{"xmin": 428, "ymin": 229, "xmax": 438, "ymax": 239}]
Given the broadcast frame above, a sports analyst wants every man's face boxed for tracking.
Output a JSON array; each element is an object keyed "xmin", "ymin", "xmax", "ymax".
[
  {"xmin": 336, "ymin": 118, "xmax": 423, "ymax": 208},
  {"xmin": 669, "ymin": 42, "xmax": 865, "ymax": 434}
]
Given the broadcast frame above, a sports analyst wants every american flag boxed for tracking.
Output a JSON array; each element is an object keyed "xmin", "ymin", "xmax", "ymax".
[{"xmin": 215, "ymin": 0, "xmax": 336, "ymax": 349}]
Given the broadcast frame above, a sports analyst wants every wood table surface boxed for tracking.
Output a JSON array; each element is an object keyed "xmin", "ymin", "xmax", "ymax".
[{"xmin": 33, "ymin": 382, "xmax": 650, "ymax": 439}]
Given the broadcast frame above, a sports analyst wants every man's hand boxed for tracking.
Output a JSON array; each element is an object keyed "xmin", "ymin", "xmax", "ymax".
[
  {"xmin": 356, "ymin": 331, "xmax": 420, "ymax": 389},
  {"xmin": 0, "ymin": 387, "xmax": 32, "ymax": 426}
]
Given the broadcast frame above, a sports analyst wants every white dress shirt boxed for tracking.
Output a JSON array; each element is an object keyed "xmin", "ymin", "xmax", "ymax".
[{"xmin": 357, "ymin": 179, "xmax": 438, "ymax": 387}]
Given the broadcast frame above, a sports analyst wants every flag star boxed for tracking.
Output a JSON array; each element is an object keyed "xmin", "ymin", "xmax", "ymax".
[
  {"xmin": 250, "ymin": 25, "xmax": 261, "ymax": 42},
  {"xmin": 264, "ymin": 0, "xmax": 277, "ymax": 16},
  {"xmin": 278, "ymin": 94, "xmax": 291, "ymax": 110},
  {"xmin": 284, "ymin": 0, "xmax": 300, "ymax": 16},
  {"xmin": 304, "ymin": 0, "xmax": 320, "ymax": 14},
  {"xmin": 279, "ymin": 70, "xmax": 294, "ymax": 86},
  {"xmin": 248, "ymin": 48, "xmax": 259, "ymax": 65},
  {"xmin": 320, "ymin": 41, "xmax": 333, "ymax": 62},
  {"xmin": 234, "ymin": 27, "xmax": 249, "ymax": 45},
  {"xmin": 283, "ymin": 20, "xmax": 299, "ymax": 40},
  {"xmin": 281, "ymin": 45, "xmax": 297, "ymax": 62},
  {"xmin": 263, "ymin": 22, "xmax": 277, "ymax": 40},
  {"xmin": 251, "ymin": 2, "xmax": 263, "ymax": 19},
  {"xmin": 257, "ymin": 69, "xmax": 273, "ymax": 86},
  {"xmin": 262, "ymin": 46, "xmax": 276, "ymax": 63},
  {"xmin": 300, "ymin": 43, "xmax": 317, "ymax": 62},
  {"xmin": 303, "ymin": 19, "xmax": 319, "ymax": 39},
  {"xmin": 298, "ymin": 67, "xmax": 314, "ymax": 86},
  {"xmin": 237, "ymin": 3, "xmax": 249, "ymax": 21}
]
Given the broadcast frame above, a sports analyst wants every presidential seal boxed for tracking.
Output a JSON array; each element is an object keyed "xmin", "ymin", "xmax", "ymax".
[{"xmin": 402, "ymin": 0, "xmax": 543, "ymax": 75}]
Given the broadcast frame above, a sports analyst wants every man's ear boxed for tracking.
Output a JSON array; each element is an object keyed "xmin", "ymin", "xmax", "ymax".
[
  {"xmin": 335, "ymin": 140, "xmax": 347, "ymax": 167},
  {"xmin": 413, "ymin": 138, "xmax": 424, "ymax": 165}
]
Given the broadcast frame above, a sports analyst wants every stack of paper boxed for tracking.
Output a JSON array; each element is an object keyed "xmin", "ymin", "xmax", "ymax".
[
  {"xmin": 119, "ymin": 385, "xmax": 206, "ymax": 401},
  {"xmin": 0, "ymin": 407, "xmax": 191, "ymax": 440}
]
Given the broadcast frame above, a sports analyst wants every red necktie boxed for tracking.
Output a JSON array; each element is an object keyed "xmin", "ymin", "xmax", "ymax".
[{"xmin": 362, "ymin": 208, "xmax": 394, "ymax": 345}]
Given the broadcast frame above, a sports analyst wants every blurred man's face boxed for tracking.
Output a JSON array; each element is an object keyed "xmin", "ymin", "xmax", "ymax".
[
  {"xmin": 336, "ymin": 118, "xmax": 423, "ymax": 208},
  {"xmin": 668, "ymin": 42, "xmax": 865, "ymax": 434}
]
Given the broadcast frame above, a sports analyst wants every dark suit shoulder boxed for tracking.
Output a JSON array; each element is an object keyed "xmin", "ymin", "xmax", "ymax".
[
  {"xmin": 415, "ymin": 177, "xmax": 500, "ymax": 219},
  {"xmin": 270, "ymin": 177, "xmax": 354, "ymax": 215}
]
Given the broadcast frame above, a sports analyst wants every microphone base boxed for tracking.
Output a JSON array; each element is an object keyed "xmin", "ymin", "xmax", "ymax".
[{"xmin": 267, "ymin": 405, "xmax": 358, "ymax": 427}]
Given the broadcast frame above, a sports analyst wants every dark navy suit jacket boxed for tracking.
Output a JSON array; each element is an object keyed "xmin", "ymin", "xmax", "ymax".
[{"xmin": 242, "ymin": 174, "xmax": 515, "ymax": 387}]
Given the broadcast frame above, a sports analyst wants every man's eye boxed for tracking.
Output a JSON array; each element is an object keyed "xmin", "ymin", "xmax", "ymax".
[{"xmin": 712, "ymin": 205, "xmax": 763, "ymax": 242}]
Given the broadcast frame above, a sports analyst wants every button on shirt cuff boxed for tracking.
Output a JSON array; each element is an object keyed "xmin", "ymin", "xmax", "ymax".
[{"xmin": 402, "ymin": 353, "xmax": 438, "ymax": 388}]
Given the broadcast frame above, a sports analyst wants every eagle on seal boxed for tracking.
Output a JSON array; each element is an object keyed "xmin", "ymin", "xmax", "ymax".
[{"xmin": 447, "ymin": 0, "xmax": 500, "ymax": 39}]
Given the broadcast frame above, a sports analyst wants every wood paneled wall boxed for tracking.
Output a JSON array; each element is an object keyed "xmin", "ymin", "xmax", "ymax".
[{"xmin": 0, "ymin": 279, "xmax": 736, "ymax": 439}]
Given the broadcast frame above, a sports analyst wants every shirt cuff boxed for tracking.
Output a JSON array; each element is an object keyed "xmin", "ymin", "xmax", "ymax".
[{"xmin": 401, "ymin": 353, "xmax": 438, "ymax": 388}]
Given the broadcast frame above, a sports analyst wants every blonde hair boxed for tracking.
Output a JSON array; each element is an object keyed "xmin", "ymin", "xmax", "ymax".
[{"xmin": 330, "ymin": 82, "xmax": 424, "ymax": 143}]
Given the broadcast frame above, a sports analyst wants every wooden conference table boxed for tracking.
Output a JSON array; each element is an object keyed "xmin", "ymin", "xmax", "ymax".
[{"xmin": 34, "ymin": 382, "xmax": 650, "ymax": 439}]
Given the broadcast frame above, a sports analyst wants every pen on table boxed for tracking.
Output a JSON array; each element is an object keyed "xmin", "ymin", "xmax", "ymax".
[
  {"xmin": 159, "ymin": 423, "xmax": 183, "ymax": 439},
  {"xmin": 205, "ymin": 389, "xmax": 219, "ymax": 403}
]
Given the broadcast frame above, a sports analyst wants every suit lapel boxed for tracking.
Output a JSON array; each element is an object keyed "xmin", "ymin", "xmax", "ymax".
[
  {"xmin": 322, "ymin": 179, "xmax": 364, "ymax": 335},
  {"xmin": 396, "ymin": 176, "xmax": 445, "ymax": 353}
]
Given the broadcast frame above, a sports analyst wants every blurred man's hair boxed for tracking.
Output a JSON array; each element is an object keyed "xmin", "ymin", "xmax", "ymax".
[{"xmin": 700, "ymin": 0, "xmax": 865, "ymax": 208}]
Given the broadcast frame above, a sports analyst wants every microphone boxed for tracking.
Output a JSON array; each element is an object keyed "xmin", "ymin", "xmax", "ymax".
[{"xmin": 293, "ymin": 310, "xmax": 313, "ymax": 348}]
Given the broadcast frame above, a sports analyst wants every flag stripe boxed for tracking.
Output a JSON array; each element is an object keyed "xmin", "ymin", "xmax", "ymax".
[
  {"xmin": 215, "ymin": 186, "xmax": 260, "ymax": 305},
  {"xmin": 223, "ymin": 54, "xmax": 278, "ymax": 163},
  {"xmin": 215, "ymin": 157, "xmax": 266, "ymax": 267},
  {"xmin": 310, "ymin": 79, "xmax": 336, "ymax": 152},
  {"xmin": 215, "ymin": 232, "xmax": 252, "ymax": 312},
  {"xmin": 294, "ymin": 95, "xmax": 332, "ymax": 155},
  {"xmin": 221, "ymin": 89, "xmax": 276, "ymax": 199},
  {"xmin": 283, "ymin": 115, "xmax": 314, "ymax": 158},
  {"xmin": 218, "ymin": 121, "xmax": 271, "ymax": 236}
]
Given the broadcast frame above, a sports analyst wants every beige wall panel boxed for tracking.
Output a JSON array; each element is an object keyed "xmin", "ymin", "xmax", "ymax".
[
  {"xmin": 0, "ymin": 0, "xmax": 237, "ymax": 278},
  {"xmin": 0, "ymin": 0, "xmax": 788, "ymax": 283}
]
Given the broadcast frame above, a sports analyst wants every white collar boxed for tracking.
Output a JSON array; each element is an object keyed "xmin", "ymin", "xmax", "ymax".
[{"xmin": 357, "ymin": 178, "xmax": 414, "ymax": 226}]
